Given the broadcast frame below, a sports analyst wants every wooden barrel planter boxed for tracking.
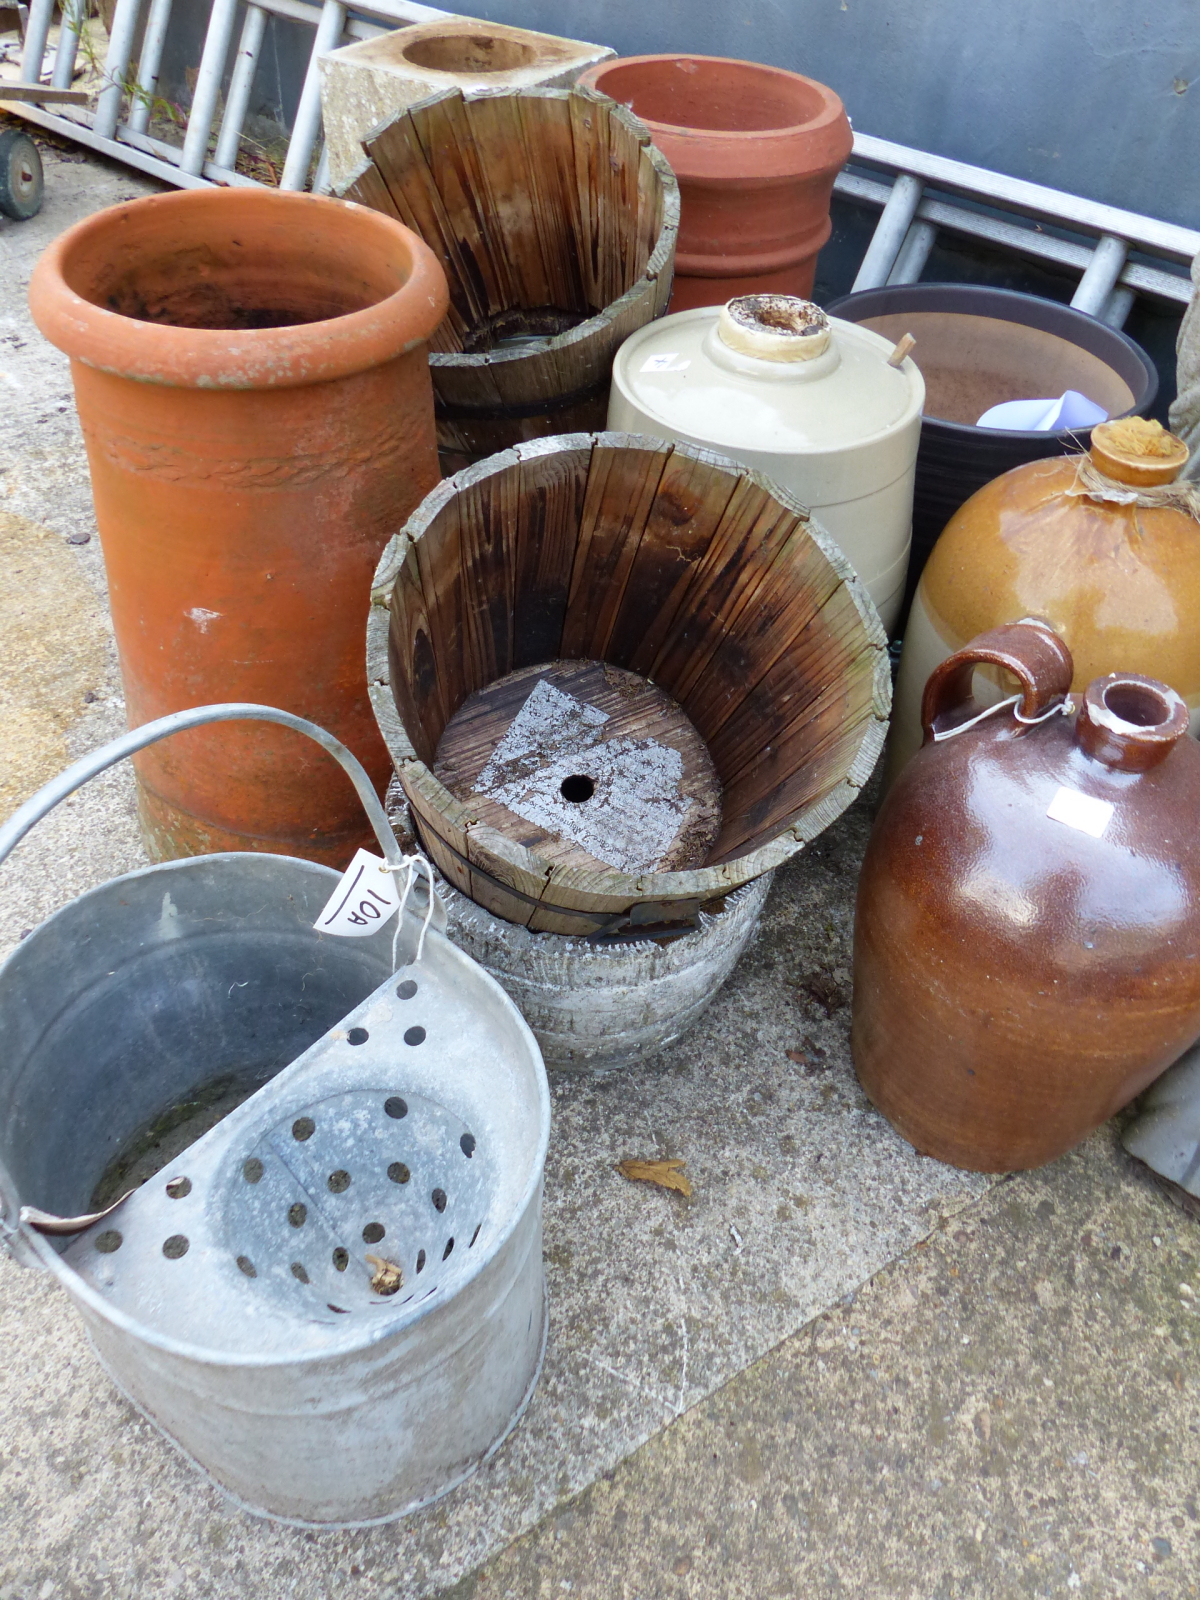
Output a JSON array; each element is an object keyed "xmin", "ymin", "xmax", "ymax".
[
  {"xmin": 367, "ymin": 432, "xmax": 890, "ymax": 938},
  {"xmin": 342, "ymin": 88, "xmax": 679, "ymax": 474}
]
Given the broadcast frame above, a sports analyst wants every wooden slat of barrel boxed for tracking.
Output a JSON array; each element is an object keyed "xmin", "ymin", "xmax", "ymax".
[
  {"xmin": 605, "ymin": 444, "xmax": 742, "ymax": 672},
  {"xmin": 511, "ymin": 438, "xmax": 591, "ymax": 669},
  {"xmin": 561, "ymin": 435, "xmax": 674, "ymax": 660}
]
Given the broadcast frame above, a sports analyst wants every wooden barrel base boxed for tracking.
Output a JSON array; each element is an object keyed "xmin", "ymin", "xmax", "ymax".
[{"xmin": 433, "ymin": 659, "xmax": 722, "ymax": 876}]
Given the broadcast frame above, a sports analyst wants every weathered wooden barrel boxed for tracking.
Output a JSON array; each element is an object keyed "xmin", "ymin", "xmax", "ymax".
[
  {"xmin": 367, "ymin": 432, "xmax": 889, "ymax": 937},
  {"xmin": 342, "ymin": 88, "xmax": 679, "ymax": 473}
]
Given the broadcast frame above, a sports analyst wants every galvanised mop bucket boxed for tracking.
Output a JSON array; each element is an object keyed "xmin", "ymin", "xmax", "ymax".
[{"xmin": 0, "ymin": 705, "xmax": 550, "ymax": 1526}]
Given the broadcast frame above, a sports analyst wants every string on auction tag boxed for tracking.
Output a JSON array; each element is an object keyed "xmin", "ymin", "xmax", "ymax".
[{"xmin": 384, "ymin": 853, "xmax": 436, "ymax": 969}]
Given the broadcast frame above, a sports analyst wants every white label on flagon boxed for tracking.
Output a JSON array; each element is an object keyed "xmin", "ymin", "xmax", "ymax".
[
  {"xmin": 641, "ymin": 353, "xmax": 690, "ymax": 373},
  {"xmin": 314, "ymin": 849, "xmax": 400, "ymax": 936},
  {"xmin": 1046, "ymin": 786, "xmax": 1113, "ymax": 839}
]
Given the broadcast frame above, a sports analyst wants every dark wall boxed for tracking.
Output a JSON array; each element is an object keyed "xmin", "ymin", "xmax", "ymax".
[{"xmin": 460, "ymin": 0, "xmax": 1200, "ymax": 230}]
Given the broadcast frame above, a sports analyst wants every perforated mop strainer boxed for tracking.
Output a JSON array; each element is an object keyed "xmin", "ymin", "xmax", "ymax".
[{"xmin": 0, "ymin": 705, "xmax": 550, "ymax": 1526}]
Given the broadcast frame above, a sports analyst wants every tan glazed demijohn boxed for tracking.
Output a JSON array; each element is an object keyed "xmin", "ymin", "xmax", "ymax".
[
  {"xmin": 28, "ymin": 188, "xmax": 448, "ymax": 867},
  {"xmin": 853, "ymin": 621, "xmax": 1200, "ymax": 1173},
  {"xmin": 888, "ymin": 418, "xmax": 1200, "ymax": 778}
]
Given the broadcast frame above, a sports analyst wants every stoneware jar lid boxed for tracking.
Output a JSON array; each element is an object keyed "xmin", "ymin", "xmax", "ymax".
[
  {"xmin": 612, "ymin": 295, "xmax": 924, "ymax": 456},
  {"xmin": 1089, "ymin": 417, "xmax": 1189, "ymax": 487}
]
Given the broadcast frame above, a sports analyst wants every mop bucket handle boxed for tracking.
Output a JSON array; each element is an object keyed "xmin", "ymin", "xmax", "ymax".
[{"xmin": 0, "ymin": 703, "xmax": 405, "ymax": 873}]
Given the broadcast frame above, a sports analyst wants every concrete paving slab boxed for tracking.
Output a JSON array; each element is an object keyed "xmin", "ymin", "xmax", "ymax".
[{"xmin": 462, "ymin": 1125, "xmax": 1200, "ymax": 1600}]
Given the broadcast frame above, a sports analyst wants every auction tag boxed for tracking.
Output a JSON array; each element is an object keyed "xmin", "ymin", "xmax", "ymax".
[
  {"xmin": 1046, "ymin": 786, "xmax": 1113, "ymax": 839},
  {"xmin": 314, "ymin": 849, "xmax": 401, "ymax": 936},
  {"xmin": 640, "ymin": 353, "xmax": 690, "ymax": 373}
]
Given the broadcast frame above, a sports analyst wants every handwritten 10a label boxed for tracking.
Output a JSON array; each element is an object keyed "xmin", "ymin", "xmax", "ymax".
[
  {"xmin": 1046, "ymin": 786, "xmax": 1113, "ymax": 839},
  {"xmin": 314, "ymin": 849, "xmax": 400, "ymax": 936},
  {"xmin": 640, "ymin": 353, "xmax": 690, "ymax": 373}
]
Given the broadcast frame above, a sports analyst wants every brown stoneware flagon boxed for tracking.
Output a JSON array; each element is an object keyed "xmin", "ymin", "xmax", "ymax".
[
  {"xmin": 28, "ymin": 188, "xmax": 448, "ymax": 867},
  {"xmin": 577, "ymin": 54, "xmax": 851, "ymax": 312},
  {"xmin": 852, "ymin": 621, "xmax": 1200, "ymax": 1172}
]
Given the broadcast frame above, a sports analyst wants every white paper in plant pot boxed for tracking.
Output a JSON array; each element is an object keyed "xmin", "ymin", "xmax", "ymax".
[{"xmin": 976, "ymin": 389, "xmax": 1108, "ymax": 431}]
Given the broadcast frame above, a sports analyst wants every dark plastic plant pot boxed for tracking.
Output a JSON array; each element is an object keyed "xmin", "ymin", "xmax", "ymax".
[{"xmin": 823, "ymin": 283, "xmax": 1158, "ymax": 620}]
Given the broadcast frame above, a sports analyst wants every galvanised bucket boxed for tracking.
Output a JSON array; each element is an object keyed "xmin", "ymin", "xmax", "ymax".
[{"xmin": 0, "ymin": 705, "xmax": 549, "ymax": 1525}]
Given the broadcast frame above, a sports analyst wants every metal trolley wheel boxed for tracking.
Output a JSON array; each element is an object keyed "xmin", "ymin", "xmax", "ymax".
[{"xmin": 0, "ymin": 128, "xmax": 45, "ymax": 221}]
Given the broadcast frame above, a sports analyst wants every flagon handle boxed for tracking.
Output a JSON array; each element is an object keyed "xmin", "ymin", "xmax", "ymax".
[
  {"xmin": 921, "ymin": 622, "xmax": 1074, "ymax": 745},
  {"xmin": 0, "ymin": 703, "xmax": 403, "ymax": 872}
]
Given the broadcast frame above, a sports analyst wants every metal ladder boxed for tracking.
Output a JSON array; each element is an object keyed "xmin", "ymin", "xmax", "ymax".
[
  {"xmin": 9, "ymin": 0, "xmax": 450, "ymax": 192},
  {"xmin": 6, "ymin": 0, "xmax": 1198, "ymax": 322},
  {"xmin": 838, "ymin": 133, "xmax": 1197, "ymax": 324}
]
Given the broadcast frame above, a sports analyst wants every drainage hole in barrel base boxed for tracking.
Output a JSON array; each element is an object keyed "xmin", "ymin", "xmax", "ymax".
[
  {"xmin": 162, "ymin": 1234, "xmax": 189, "ymax": 1259},
  {"xmin": 560, "ymin": 774, "xmax": 595, "ymax": 803},
  {"xmin": 362, "ymin": 1221, "xmax": 385, "ymax": 1243}
]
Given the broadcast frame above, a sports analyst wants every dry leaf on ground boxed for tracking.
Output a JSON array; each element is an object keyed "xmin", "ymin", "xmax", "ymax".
[{"xmin": 617, "ymin": 1158, "xmax": 692, "ymax": 1198}]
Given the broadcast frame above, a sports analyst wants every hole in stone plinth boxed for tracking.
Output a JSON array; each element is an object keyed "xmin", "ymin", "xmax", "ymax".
[
  {"xmin": 363, "ymin": 1221, "xmax": 385, "ymax": 1244},
  {"xmin": 328, "ymin": 1170, "xmax": 351, "ymax": 1193},
  {"xmin": 95, "ymin": 1230, "xmax": 123, "ymax": 1253},
  {"xmin": 163, "ymin": 1234, "xmax": 189, "ymax": 1259},
  {"xmin": 559, "ymin": 774, "xmax": 595, "ymax": 803},
  {"xmin": 165, "ymin": 1176, "xmax": 191, "ymax": 1199},
  {"xmin": 292, "ymin": 1117, "xmax": 315, "ymax": 1142},
  {"xmin": 288, "ymin": 1203, "xmax": 307, "ymax": 1228},
  {"xmin": 385, "ymin": 1096, "xmax": 408, "ymax": 1119}
]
